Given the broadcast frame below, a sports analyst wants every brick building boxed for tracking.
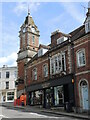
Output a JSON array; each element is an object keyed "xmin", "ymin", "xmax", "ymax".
[{"xmin": 17, "ymin": 2, "xmax": 90, "ymax": 113}]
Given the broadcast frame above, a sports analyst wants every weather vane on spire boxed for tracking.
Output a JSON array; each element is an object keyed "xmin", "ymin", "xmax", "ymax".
[{"xmin": 28, "ymin": 4, "xmax": 30, "ymax": 16}]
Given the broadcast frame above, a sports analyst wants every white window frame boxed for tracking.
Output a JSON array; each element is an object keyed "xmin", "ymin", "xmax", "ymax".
[
  {"xmin": 50, "ymin": 53, "xmax": 66, "ymax": 75},
  {"xmin": 7, "ymin": 92, "xmax": 14, "ymax": 102},
  {"xmin": 57, "ymin": 36, "xmax": 67, "ymax": 45},
  {"xmin": 6, "ymin": 71, "xmax": 10, "ymax": 78},
  {"xmin": 32, "ymin": 68, "xmax": 37, "ymax": 80},
  {"xmin": 43, "ymin": 64, "xmax": 48, "ymax": 77},
  {"xmin": 76, "ymin": 49, "xmax": 86, "ymax": 67},
  {"xmin": 38, "ymin": 48, "xmax": 43, "ymax": 57},
  {"xmin": 6, "ymin": 81, "xmax": 9, "ymax": 89}
]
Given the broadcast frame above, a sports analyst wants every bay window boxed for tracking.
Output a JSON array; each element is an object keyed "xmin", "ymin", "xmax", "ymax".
[{"xmin": 50, "ymin": 53, "xmax": 66, "ymax": 75}]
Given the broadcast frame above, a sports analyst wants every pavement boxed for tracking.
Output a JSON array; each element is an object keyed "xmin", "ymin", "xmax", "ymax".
[{"xmin": 0, "ymin": 102, "xmax": 90, "ymax": 120}]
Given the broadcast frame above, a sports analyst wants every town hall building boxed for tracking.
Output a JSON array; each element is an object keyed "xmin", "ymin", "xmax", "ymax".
[{"xmin": 17, "ymin": 2, "xmax": 90, "ymax": 113}]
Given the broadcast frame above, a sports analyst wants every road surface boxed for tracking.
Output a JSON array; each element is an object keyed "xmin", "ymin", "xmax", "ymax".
[{"xmin": 0, "ymin": 106, "xmax": 81, "ymax": 120}]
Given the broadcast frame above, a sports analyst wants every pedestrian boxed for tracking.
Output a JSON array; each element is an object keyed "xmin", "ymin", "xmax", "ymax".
[
  {"xmin": 24, "ymin": 93, "xmax": 27, "ymax": 106},
  {"xmin": 20, "ymin": 93, "xmax": 24, "ymax": 106}
]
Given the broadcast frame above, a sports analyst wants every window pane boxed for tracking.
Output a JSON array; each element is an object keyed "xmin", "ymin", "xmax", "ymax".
[
  {"xmin": 43, "ymin": 65, "xmax": 48, "ymax": 77},
  {"xmin": 6, "ymin": 72, "xmax": 10, "ymax": 78},
  {"xmin": 7, "ymin": 92, "xmax": 14, "ymax": 101},
  {"xmin": 78, "ymin": 50, "xmax": 85, "ymax": 66},
  {"xmin": 55, "ymin": 57, "xmax": 58, "ymax": 71},
  {"xmin": 58, "ymin": 55, "xmax": 61, "ymax": 71},
  {"xmin": 62, "ymin": 54, "xmax": 65, "ymax": 71},
  {"xmin": 6, "ymin": 81, "xmax": 9, "ymax": 89},
  {"xmin": 54, "ymin": 86, "xmax": 64, "ymax": 105},
  {"xmin": 33, "ymin": 68, "xmax": 37, "ymax": 80}
]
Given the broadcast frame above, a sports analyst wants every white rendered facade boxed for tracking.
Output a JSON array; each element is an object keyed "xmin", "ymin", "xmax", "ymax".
[{"xmin": 0, "ymin": 65, "xmax": 17, "ymax": 103}]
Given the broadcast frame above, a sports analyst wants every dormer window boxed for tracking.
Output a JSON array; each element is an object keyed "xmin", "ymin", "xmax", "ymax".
[
  {"xmin": 38, "ymin": 48, "xmax": 43, "ymax": 57},
  {"xmin": 38, "ymin": 48, "xmax": 48, "ymax": 57},
  {"xmin": 57, "ymin": 36, "xmax": 67, "ymax": 45},
  {"xmin": 85, "ymin": 21, "xmax": 90, "ymax": 33},
  {"xmin": 85, "ymin": 2, "xmax": 90, "ymax": 33}
]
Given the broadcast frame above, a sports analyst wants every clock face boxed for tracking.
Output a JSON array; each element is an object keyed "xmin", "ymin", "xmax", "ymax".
[{"xmin": 31, "ymin": 27, "xmax": 35, "ymax": 32}]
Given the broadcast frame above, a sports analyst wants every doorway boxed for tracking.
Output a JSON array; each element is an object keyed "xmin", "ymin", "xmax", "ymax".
[
  {"xmin": 45, "ymin": 88, "xmax": 53, "ymax": 108},
  {"xmin": 80, "ymin": 80, "xmax": 89, "ymax": 110}
]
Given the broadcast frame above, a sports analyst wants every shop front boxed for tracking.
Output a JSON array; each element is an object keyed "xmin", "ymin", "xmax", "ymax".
[{"xmin": 27, "ymin": 74, "xmax": 75, "ymax": 108}]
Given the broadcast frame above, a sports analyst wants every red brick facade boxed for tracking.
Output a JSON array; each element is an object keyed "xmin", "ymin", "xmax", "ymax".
[{"xmin": 17, "ymin": 5, "xmax": 90, "ymax": 113}]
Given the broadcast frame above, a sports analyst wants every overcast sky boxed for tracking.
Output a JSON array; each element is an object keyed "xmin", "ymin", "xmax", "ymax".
[{"xmin": 0, "ymin": 1, "xmax": 89, "ymax": 67}]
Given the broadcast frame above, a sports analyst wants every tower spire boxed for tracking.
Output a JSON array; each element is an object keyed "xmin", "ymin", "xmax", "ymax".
[{"xmin": 28, "ymin": 4, "xmax": 30, "ymax": 16}]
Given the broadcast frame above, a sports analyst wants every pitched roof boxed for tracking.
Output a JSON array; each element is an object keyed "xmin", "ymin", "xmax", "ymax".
[
  {"xmin": 39, "ymin": 44, "xmax": 50, "ymax": 49},
  {"xmin": 69, "ymin": 25, "xmax": 85, "ymax": 41}
]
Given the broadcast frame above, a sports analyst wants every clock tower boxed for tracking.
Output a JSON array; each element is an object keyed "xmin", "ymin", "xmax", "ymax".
[{"xmin": 17, "ymin": 11, "xmax": 40, "ymax": 96}]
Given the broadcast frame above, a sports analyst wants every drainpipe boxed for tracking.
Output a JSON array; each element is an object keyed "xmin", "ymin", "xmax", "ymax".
[
  {"xmin": 71, "ymin": 41, "xmax": 77, "ymax": 113},
  {"xmin": 24, "ymin": 63, "xmax": 27, "ymax": 93}
]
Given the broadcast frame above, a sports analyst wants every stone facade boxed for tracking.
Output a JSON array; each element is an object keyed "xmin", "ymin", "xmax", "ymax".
[{"xmin": 0, "ymin": 65, "xmax": 17, "ymax": 103}]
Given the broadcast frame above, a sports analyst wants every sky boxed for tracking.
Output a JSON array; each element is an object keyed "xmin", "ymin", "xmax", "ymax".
[{"xmin": 0, "ymin": 0, "xmax": 89, "ymax": 67}]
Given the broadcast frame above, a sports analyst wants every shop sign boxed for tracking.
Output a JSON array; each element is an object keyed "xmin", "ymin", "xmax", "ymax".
[{"xmin": 42, "ymin": 83, "xmax": 50, "ymax": 88}]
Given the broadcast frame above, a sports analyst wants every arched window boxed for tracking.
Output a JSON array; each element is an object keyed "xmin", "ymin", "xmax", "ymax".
[{"xmin": 80, "ymin": 80, "xmax": 87, "ymax": 86}]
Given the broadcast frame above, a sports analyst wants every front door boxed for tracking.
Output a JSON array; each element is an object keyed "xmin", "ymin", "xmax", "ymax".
[
  {"xmin": 82, "ymin": 86, "xmax": 89, "ymax": 110},
  {"xmin": 45, "ymin": 88, "xmax": 53, "ymax": 108}
]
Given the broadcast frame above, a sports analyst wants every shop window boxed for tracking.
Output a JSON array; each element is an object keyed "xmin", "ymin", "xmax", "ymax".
[
  {"xmin": 31, "ymin": 90, "xmax": 43, "ymax": 105},
  {"xmin": 6, "ymin": 71, "xmax": 10, "ymax": 78},
  {"xmin": 77, "ymin": 49, "xmax": 86, "ymax": 67},
  {"xmin": 43, "ymin": 64, "xmax": 48, "ymax": 77},
  {"xmin": 54, "ymin": 86, "xmax": 64, "ymax": 106},
  {"xmin": 6, "ymin": 81, "xmax": 9, "ymax": 89},
  {"xmin": 7, "ymin": 92, "xmax": 14, "ymax": 101},
  {"xmin": 31, "ymin": 92, "xmax": 34, "ymax": 105},
  {"xmin": 32, "ymin": 68, "xmax": 37, "ymax": 80}
]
